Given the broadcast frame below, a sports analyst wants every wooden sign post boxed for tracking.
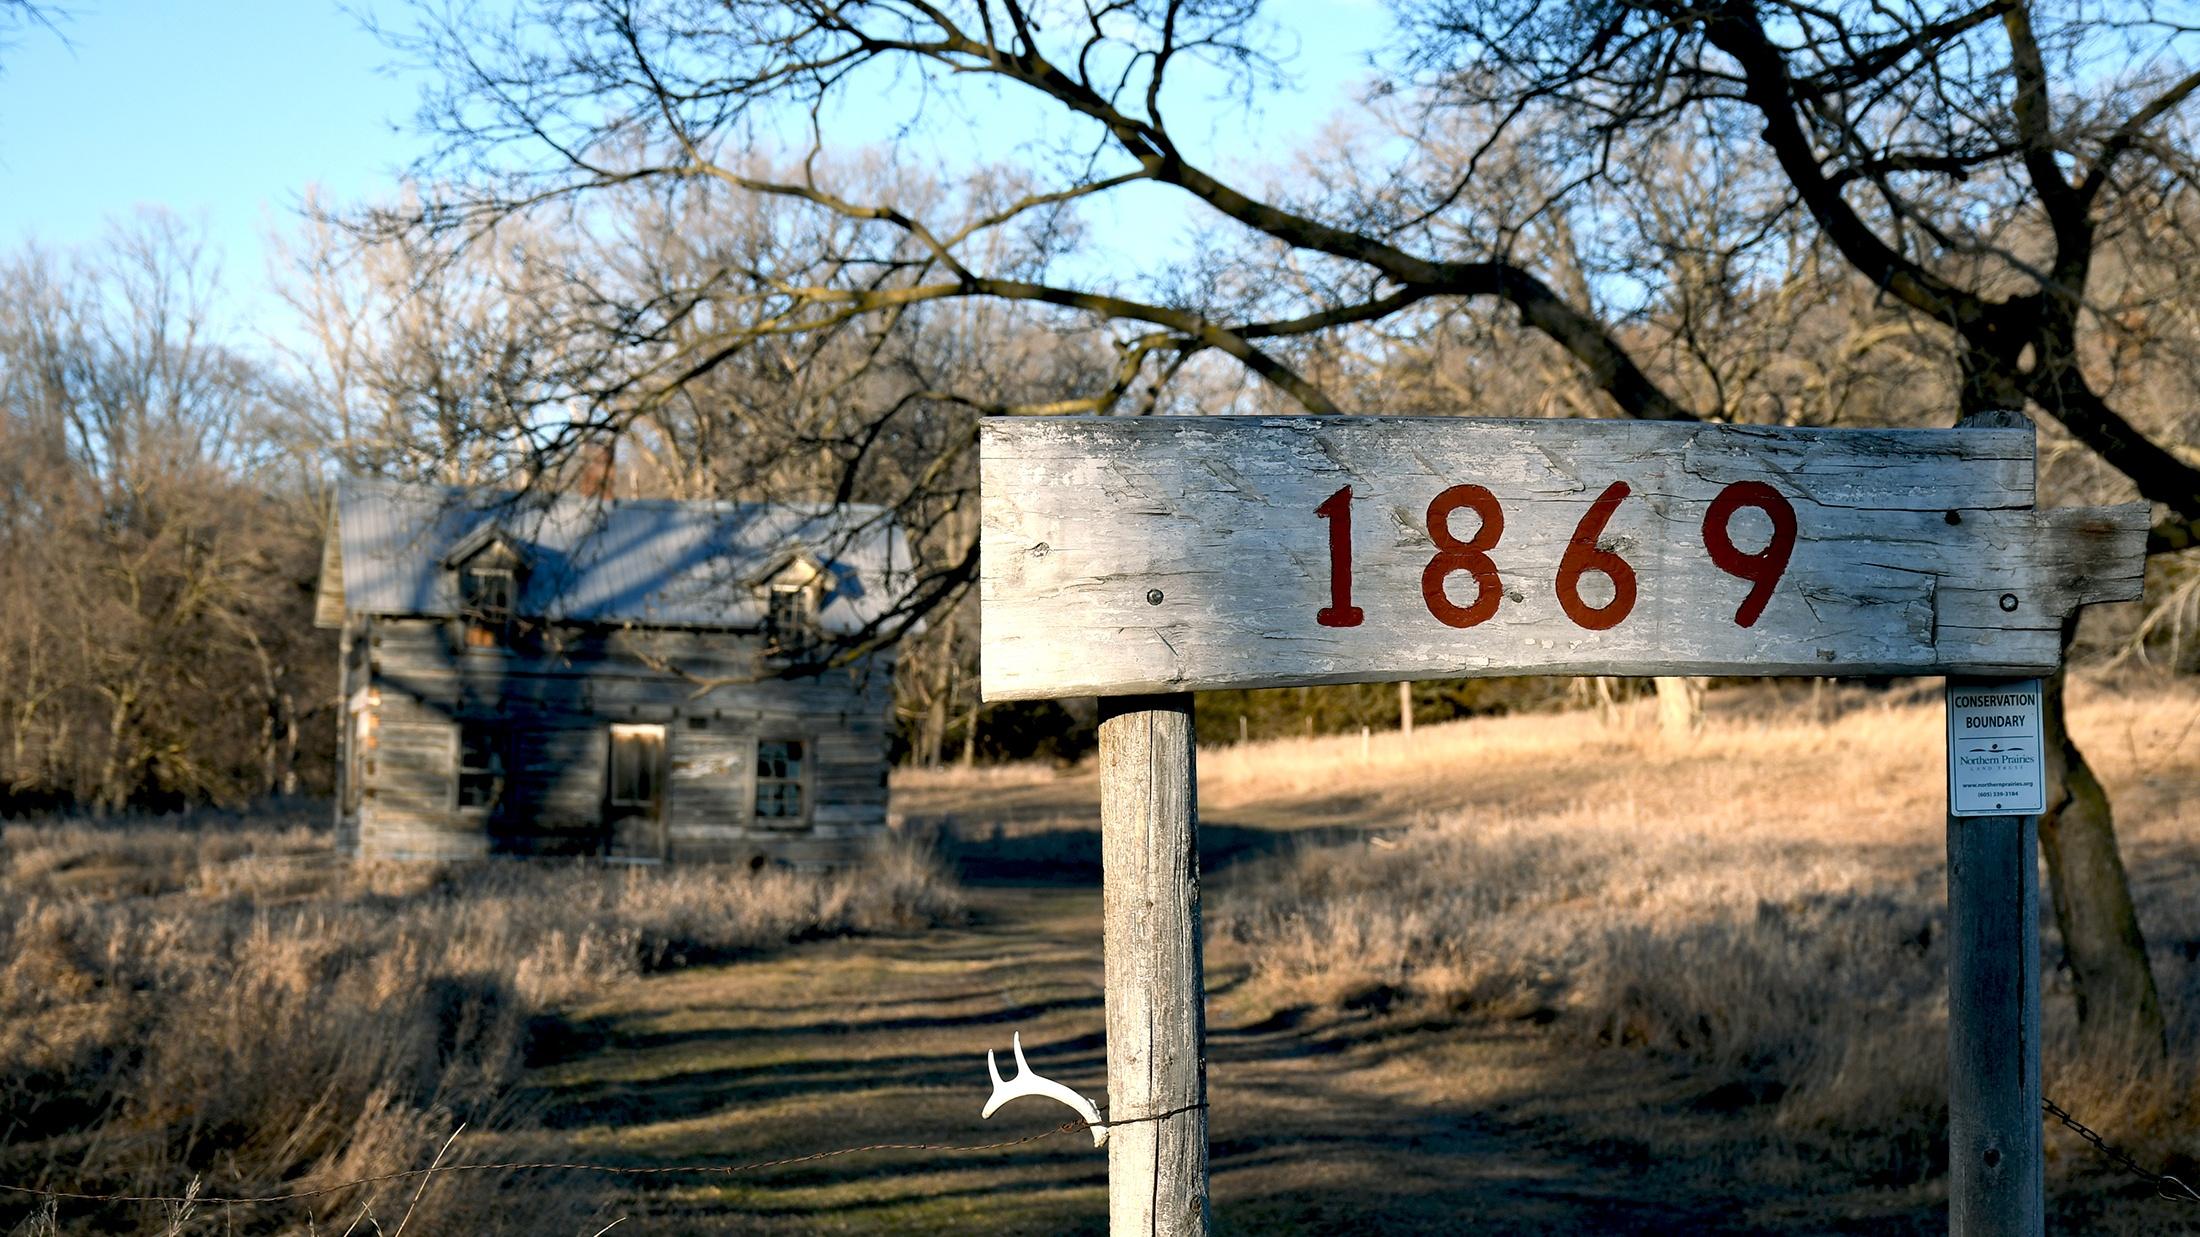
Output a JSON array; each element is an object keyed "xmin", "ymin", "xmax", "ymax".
[
  {"xmin": 1945, "ymin": 722, "xmax": 2045, "ymax": 1234},
  {"xmin": 1942, "ymin": 409, "xmax": 2050, "ymax": 1234},
  {"xmin": 1098, "ymin": 695, "xmax": 1209, "ymax": 1235},
  {"xmin": 978, "ymin": 414, "xmax": 2146, "ymax": 1236}
]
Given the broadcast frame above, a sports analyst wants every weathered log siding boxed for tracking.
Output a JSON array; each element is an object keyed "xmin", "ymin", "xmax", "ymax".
[{"xmin": 344, "ymin": 616, "xmax": 893, "ymax": 864}]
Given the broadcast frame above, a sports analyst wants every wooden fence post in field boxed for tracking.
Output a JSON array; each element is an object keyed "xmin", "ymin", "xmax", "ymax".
[{"xmin": 1098, "ymin": 694, "xmax": 1210, "ymax": 1237}]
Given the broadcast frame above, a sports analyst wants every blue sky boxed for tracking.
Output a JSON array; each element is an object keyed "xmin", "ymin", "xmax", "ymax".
[
  {"xmin": 0, "ymin": 1, "xmax": 1393, "ymax": 348},
  {"xmin": 0, "ymin": 4, "xmax": 422, "ymax": 316}
]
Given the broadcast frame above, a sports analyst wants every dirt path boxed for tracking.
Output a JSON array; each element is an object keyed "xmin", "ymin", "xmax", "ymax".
[
  {"xmin": 487, "ymin": 684, "xmax": 2200, "ymax": 1233},
  {"xmin": 504, "ymin": 876, "xmax": 1914, "ymax": 1235}
]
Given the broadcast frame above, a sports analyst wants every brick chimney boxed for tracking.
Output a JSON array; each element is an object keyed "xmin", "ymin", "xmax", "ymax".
[{"xmin": 578, "ymin": 439, "xmax": 617, "ymax": 502}]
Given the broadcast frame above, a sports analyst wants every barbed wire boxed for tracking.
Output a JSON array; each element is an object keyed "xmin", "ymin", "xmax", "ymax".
[
  {"xmin": 2043, "ymin": 1096, "xmax": 2200, "ymax": 1204},
  {"xmin": 0, "ymin": 1101, "xmax": 1207, "ymax": 1210}
]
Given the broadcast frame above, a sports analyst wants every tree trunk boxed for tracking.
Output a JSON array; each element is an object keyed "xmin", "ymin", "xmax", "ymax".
[
  {"xmin": 2040, "ymin": 655, "xmax": 2165, "ymax": 1054},
  {"xmin": 940, "ymin": 654, "xmax": 961, "ymax": 771},
  {"xmin": 1398, "ymin": 680, "xmax": 1414, "ymax": 738},
  {"xmin": 1951, "ymin": 406, "xmax": 2162, "ymax": 1051},
  {"xmin": 1654, "ymin": 676, "xmax": 1703, "ymax": 742},
  {"xmin": 1590, "ymin": 676, "xmax": 1621, "ymax": 728},
  {"xmin": 279, "ymin": 690, "xmax": 299, "ymax": 797},
  {"xmin": 922, "ymin": 694, "xmax": 946, "ymax": 770},
  {"xmin": 933, "ymin": 613, "xmax": 967, "ymax": 770},
  {"xmin": 259, "ymin": 696, "xmax": 280, "ymax": 797},
  {"xmin": 95, "ymin": 689, "xmax": 135, "ymax": 816}
]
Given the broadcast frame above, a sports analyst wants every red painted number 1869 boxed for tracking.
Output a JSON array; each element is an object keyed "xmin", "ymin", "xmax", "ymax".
[{"xmin": 1314, "ymin": 481, "xmax": 1797, "ymax": 632}]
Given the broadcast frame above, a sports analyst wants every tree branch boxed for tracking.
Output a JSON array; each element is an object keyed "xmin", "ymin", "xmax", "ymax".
[
  {"xmin": 1702, "ymin": 2, "xmax": 1984, "ymax": 326},
  {"xmin": 2026, "ymin": 361, "xmax": 2200, "ymax": 522},
  {"xmin": 2076, "ymin": 67, "xmax": 2200, "ymax": 211}
]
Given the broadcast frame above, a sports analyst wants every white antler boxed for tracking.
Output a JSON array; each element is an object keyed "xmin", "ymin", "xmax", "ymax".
[{"xmin": 981, "ymin": 1032, "xmax": 1107, "ymax": 1147}]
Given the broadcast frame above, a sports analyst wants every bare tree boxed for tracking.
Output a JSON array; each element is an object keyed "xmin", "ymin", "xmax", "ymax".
[
  {"xmin": 275, "ymin": 198, "xmax": 596, "ymax": 486},
  {"xmin": 1407, "ymin": 0, "xmax": 2200, "ymax": 1050},
  {"xmin": 371, "ymin": 0, "xmax": 2198, "ymax": 1043},
  {"xmin": 296, "ymin": 167, "xmax": 1117, "ymax": 750},
  {"xmin": 0, "ymin": 215, "xmax": 333, "ymax": 811}
]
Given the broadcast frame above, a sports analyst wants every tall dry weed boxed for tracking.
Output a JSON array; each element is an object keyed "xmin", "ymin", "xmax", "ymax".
[{"xmin": 1211, "ymin": 675, "xmax": 2200, "ymax": 1201}]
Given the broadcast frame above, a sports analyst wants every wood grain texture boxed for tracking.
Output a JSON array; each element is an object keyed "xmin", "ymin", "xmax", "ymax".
[
  {"xmin": 1100, "ymin": 696, "xmax": 1209, "ymax": 1237},
  {"xmin": 1946, "ymin": 729, "xmax": 2045, "ymax": 1234},
  {"xmin": 980, "ymin": 417, "xmax": 2147, "ymax": 699},
  {"xmin": 1946, "ymin": 411, "xmax": 2044, "ymax": 1236}
]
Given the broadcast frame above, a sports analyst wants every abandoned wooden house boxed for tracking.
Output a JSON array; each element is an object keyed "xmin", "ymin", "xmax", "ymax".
[{"xmin": 314, "ymin": 479, "xmax": 914, "ymax": 864}]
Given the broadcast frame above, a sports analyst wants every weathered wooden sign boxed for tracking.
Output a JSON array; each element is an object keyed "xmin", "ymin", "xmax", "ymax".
[{"xmin": 980, "ymin": 417, "xmax": 2147, "ymax": 700}]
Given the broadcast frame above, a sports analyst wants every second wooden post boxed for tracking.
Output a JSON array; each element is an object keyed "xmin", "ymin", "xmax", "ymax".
[
  {"xmin": 1098, "ymin": 693, "xmax": 1210, "ymax": 1236},
  {"xmin": 1944, "ymin": 410, "xmax": 2045, "ymax": 1237},
  {"xmin": 1946, "ymin": 798, "xmax": 2043, "ymax": 1235}
]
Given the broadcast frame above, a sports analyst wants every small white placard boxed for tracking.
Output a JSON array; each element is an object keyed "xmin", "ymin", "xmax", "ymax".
[{"xmin": 1946, "ymin": 679, "xmax": 2047, "ymax": 816}]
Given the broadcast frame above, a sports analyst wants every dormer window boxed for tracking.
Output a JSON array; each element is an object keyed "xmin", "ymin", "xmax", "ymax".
[
  {"xmin": 761, "ymin": 555, "xmax": 824, "ymax": 659},
  {"xmin": 460, "ymin": 563, "xmax": 519, "ymax": 648},
  {"xmin": 444, "ymin": 526, "xmax": 529, "ymax": 649},
  {"xmin": 767, "ymin": 584, "xmax": 813, "ymax": 648},
  {"xmin": 463, "ymin": 565, "xmax": 515, "ymax": 626}
]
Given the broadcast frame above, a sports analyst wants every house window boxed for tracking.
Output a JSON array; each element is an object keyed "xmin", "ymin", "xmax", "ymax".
[
  {"xmin": 461, "ymin": 566, "xmax": 516, "ymax": 646},
  {"xmin": 462, "ymin": 565, "xmax": 515, "ymax": 621},
  {"xmin": 608, "ymin": 724, "xmax": 665, "ymax": 808},
  {"xmin": 766, "ymin": 584, "xmax": 814, "ymax": 654},
  {"xmin": 754, "ymin": 739, "xmax": 805, "ymax": 820},
  {"xmin": 456, "ymin": 722, "xmax": 506, "ymax": 810}
]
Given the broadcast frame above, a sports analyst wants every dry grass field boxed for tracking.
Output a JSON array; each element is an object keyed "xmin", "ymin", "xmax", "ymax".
[
  {"xmin": 888, "ymin": 672, "xmax": 2200, "ymax": 1233},
  {"xmin": 1195, "ymin": 676, "xmax": 2200, "ymax": 1228},
  {"xmin": 3, "ymin": 674, "xmax": 2195, "ymax": 1234},
  {"xmin": 0, "ymin": 818, "xmax": 961, "ymax": 1235}
]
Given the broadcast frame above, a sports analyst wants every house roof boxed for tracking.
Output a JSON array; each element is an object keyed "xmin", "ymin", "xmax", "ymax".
[{"xmin": 316, "ymin": 479, "xmax": 917, "ymax": 635}]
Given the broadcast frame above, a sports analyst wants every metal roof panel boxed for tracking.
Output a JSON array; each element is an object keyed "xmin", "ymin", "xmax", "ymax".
[{"xmin": 328, "ymin": 480, "xmax": 914, "ymax": 634}]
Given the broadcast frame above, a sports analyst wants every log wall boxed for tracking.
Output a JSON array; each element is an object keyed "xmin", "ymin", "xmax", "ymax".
[{"xmin": 337, "ymin": 615, "xmax": 894, "ymax": 865}]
